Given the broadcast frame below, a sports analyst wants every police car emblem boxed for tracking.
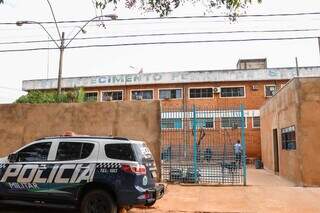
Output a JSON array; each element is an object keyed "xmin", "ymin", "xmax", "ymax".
[{"xmin": 142, "ymin": 176, "xmax": 148, "ymax": 186}]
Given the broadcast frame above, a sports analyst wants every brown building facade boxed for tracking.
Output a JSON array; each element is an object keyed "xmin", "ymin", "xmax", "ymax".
[
  {"xmin": 260, "ymin": 77, "xmax": 320, "ymax": 186},
  {"xmin": 22, "ymin": 64, "xmax": 320, "ymax": 158}
]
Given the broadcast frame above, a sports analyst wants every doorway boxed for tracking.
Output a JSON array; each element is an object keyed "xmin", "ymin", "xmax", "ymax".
[{"xmin": 273, "ymin": 129, "xmax": 279, "ymax": 174}]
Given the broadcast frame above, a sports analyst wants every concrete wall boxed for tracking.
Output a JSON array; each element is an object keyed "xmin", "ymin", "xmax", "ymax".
[
  {"xmin": 0, "ymin": 101, "xmax": 161, "ymax": 177},
  {"xmin": 260, "ymin": 77, "xmax": 320, "ymax": 186},
  {"xmin": 298, "ymin": 78, "xmax": 320, "ymax": 186}
]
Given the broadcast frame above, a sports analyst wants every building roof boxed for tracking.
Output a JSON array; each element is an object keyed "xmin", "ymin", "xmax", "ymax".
[{"xmin": 22, "ymin": 66, "xmax": 320, "ymax": 91}]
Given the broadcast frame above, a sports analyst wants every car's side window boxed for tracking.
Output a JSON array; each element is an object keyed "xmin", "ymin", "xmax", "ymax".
[
  {"xmin": 56, "ymin": 142, "xmax": 94, "ymax": 161},
  {"xmin": 17, "ymin": 142, "xmax": 52, "ymax": 162},
  {"xmin": 105, "ymin": 144, "xmax": 135, "ymax": 161}
]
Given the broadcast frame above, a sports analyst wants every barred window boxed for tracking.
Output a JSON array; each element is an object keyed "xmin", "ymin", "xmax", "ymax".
[
  {"xmin": 84, "ymin": 92, "xmax": 98, "ymax": 102},
  {"xmin": 252, "ymin": 117, "xmax": 260, "ymax": 128},
  {"xmin": 221, "ymin": 117, "xmax": 246, "ymax": 128},
  {"xmin": 189, "ymin": 88, "xmax": 213, "ymax": 98},
  {"xmin": 265, "ymin": 85, "xmax": 276, "ymax": 97},
  {"xmin": 281, "ymin": 126, "xmax": 296, "ymax": 150},
  {"xmin": 131, "ymin": 90, "xmax": 153, "ymax": 100},
  {"xmin": 221, "ymin": 87, "xmax": 245, "ymax": 97},
  {"xmin": 190, "ymin": 118, "xmax": 214, "ymax": 129},
  {"xmin": 102, "ymin": 91, "xmax": 123, "ymax": 101},
  {"xmin": 159, "ymin": 89, "xmax": 182, "ymax": 99},
  {"xmin": 161, "ymin": 118, "xmax": 182, "ymax": 129}
]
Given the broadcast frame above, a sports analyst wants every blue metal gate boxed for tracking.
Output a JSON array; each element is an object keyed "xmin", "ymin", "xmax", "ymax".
[{"xmin": 161, "ymin": 105, "xmax": 247, "ymax": 185}]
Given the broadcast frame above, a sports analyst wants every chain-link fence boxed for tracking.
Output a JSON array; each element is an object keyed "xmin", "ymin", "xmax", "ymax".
[{"xmin": 161, "ymin": 106, "xmax": 247, "ymax": 185}]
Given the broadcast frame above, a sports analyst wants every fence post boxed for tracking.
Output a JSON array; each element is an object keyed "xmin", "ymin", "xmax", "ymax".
[
  {"xmin": 240, "ymin": 104, "xmax": 247, "ymax": 186},
  {"xmin": 192, "ymin": 105, "xmax": 198, "ymax": 182}
]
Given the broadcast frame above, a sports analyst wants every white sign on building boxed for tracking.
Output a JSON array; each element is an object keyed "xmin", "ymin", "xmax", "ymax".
[{"xmin": 22, "ymin": 67, "xmax": 320, "ymax": 91}]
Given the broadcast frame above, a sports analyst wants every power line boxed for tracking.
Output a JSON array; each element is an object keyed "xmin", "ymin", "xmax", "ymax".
[
  {"xmin": 0, "ymin": 36, "xmax": 317, "ymax": 53},
  {"xmin": 1, "ymin": 11, "xmax": 320, "ymax": 25},
  {"xmin": 1, "ymin": 28, "xmax": 320, "ymax": 46}
]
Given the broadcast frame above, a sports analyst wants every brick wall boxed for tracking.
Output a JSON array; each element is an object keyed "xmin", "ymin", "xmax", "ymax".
[{"xmin": 82, "ymin": 80, "xmax": 288, "ymax": 158}]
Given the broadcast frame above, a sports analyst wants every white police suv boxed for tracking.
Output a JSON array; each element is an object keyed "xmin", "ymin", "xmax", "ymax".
[{"xmin": 0, "ymin": 133, "xmax": 164, "ymax": 213}]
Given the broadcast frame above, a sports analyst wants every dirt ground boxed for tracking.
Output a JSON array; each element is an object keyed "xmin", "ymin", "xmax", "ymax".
[
  {"xmin": 129, "ymin": 168, "xmax": 320, "ymax": 213},
  {"xmin": 1, "ymin": 167, "xmax": 320, "ymax": 213}
]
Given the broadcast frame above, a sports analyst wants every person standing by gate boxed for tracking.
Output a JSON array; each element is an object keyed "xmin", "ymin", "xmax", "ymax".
[{"xmin": 234, "ymin": 140, "xmax": 242, "ymax": 169}]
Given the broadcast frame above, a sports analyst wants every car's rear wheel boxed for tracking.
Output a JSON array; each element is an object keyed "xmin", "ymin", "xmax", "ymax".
[{"xmin": 80, "ymin": 189, "xmax": 117, "ymax": 213}]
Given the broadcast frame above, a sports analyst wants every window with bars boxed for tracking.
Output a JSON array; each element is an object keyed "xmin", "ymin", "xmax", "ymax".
[
  {"xmin": 252, "ymin": 116, "xmax": 260, "ymax": 128},
  {"xmin": 221, "ymin": 87, "xmax": 245, "ymax": 97},
  {"xmin": 190, "ymin": 118, "xmax": 214, "ymax": 129},
  {"xmin": 221, "ymin": 117, "xmax": 246, "ymax": 128},
  {"xmin": 84, "ymin": 92, "xmax": 98, "ymax": 102},
  {"xmin": 131, "ymin": 90, "xmax": 153, "ymax": 100},
  {"xmin": 159, "ymin": 89, "xmax": 182, "ymax": 99},
  {"xmin": 265, "ymin": 85, "xmax": 277, "ymax": 97},
  {"xmin": 102, "ymin": 91, "xmax": 123, "ymax": 101},
  {"xmin": 161, "ymin": 118, "xmax": 182, "ymax": 129},
  {"xmin": 281, "ymin": 126, "xmax": 296, "ymax": 150},
  {"xmin": 189, "ymin": 88, "xmax": 213, "ymax": 98}
]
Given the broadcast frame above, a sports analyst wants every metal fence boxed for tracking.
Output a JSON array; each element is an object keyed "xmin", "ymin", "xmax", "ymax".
[{"xmin": 161, "ymin": 105, "xmax": 247, "ymax": 185}]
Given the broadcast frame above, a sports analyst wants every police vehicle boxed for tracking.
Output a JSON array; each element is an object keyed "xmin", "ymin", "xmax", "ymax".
[{"xmin": 0, "ymin": 132, "xmax": 164, "ymax": 213}]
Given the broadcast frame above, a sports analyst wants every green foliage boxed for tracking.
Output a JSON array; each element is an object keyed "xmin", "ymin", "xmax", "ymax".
[
  {"xmin": 15, "ymin": 88, "xmax": 86, "ymax": 104},
  {"xmin": 95, "ymin": 0, "xmax": 262, "ymax": 17},
  {"xmin": 1, "ymin": 0, "xmax": 261, "ymax": 18}
]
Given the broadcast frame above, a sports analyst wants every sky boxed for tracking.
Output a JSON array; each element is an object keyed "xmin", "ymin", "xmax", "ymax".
[{"xmin": 0, "ymin": 0, "xmax": 320, "ymax": 103}]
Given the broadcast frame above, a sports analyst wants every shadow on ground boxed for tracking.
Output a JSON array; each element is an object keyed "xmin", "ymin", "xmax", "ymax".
[{"xmin": 0, "ymin": 206, "xmax": 77, "ymax": 213}]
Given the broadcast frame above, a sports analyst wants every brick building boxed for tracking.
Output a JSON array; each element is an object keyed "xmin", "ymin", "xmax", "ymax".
[{"xmin": 22, "ymin": 60, "xmax": 320, "ymax": 158}]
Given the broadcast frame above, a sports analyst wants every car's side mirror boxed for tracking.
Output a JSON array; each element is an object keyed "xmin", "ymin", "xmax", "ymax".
[{"xmin": 8, "ymin": 153, "xmax": 18, "ymax": 163}]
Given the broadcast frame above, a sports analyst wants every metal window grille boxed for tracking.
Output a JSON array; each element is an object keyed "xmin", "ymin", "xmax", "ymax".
[
  {"xmin": 102, "ymin": 91, "xmax": 123, "ymax": 101},
  {"xmin": 84, "ymin": 92, "xmax": 98, "ymax": 102},
  {"xmin": 190, "ymin": 88, "xmax": 213, "ymax": 98},
  {"xmin": 159, "ymin": 89, "xmax": 182, "ymax": 99},
  {"xmin": 132, "ymin": 90, "xmax": 153, "ymax": 100},
  {"xmin": 281, "ymin": 126, "xmax": 296, "ymax": 150},
  {"xmin": 221, "ymin": 87, "xmax": 245, "ymax": 97}
]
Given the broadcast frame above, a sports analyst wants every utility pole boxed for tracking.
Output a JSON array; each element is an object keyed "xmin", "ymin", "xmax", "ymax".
[
  {"xmin": 57, "ymin": 32, "xmax": 65, "ymax": 95},
  {"xmin": 295, "ymin": 57, "xmax": 299, "ymax": 77},
  {"xmin": 17, "ymin": 14, "xmax": 116, "ymax": 95},
  {"xmin": 318, "ymin": 37, "xmax": 320, "ymax": 62}
]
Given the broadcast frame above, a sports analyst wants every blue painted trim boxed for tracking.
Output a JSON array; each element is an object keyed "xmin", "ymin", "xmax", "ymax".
[
  {"xmin": 240, "ymin": 104, "xmax": 247, "ymax": 186},
  {"xmin": 192, "ymin": 105, "xmax": 198, "ymax": 182}
]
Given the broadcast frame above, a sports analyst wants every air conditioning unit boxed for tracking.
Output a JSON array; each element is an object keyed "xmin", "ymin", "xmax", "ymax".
[
  {"xmin": 213, "ymin": 87, "xmax": 221, "ymax": 93},
  {"xmin": 252, "ymin": 85, "xmax": 258, "ymax": 91}
]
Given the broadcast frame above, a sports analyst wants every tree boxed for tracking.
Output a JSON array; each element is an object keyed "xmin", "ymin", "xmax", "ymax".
[
  {"xmin": 95, "ymin": 0, "xmax": 262, "ymax": 18},
  {"xmin": 15, "ymin": 88, "xmax": 86, "ymax": 104},
  {"xmin": 0, "ymin": 0, "xmax": 261, "ymax": 18}
]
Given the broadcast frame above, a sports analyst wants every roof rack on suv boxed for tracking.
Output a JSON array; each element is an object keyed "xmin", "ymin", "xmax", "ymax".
[
  {"xmin": 35, "ymin": 135, "xmax": 129, "ymax": 141},
  {"xmin": 34, "ymin": 131, "xmax": 130, "ymax": 141}
]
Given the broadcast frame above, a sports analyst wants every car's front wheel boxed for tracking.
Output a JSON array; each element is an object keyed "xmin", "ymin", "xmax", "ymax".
[{"xmin": 80, "ymin": 189, "xmax": 117, "ymax": 213}]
